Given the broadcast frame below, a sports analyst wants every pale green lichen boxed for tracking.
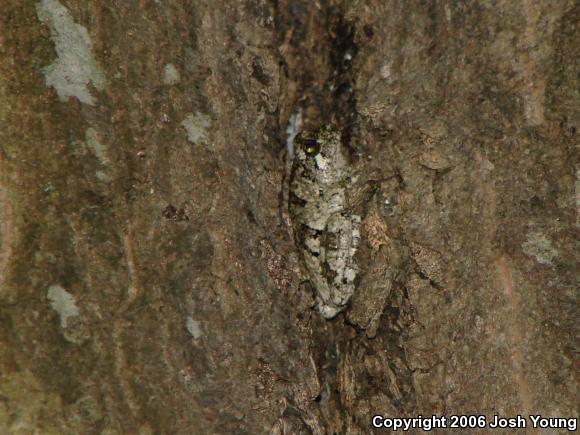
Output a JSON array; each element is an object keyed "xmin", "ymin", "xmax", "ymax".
[
  {"xmin": 181, "ymin": 112, "xmax": 211, "ymax": 145},
  {"xmin": 85, "ymin": 128, "xmax": 107, "ymax": 162},
  {"xmin": 186, "ymin": 317, "xmax": 203, "ymax": 340},
  {"xmin": 522, "ymin": 230, "xmax": 559, "ymax": 266},
  {"xmin": 85, "ymin": 128, "xmax": 110, "ymax": 181},
  {"xmin": 163, "ymin": 63, "xmax": 181, "ymax": 85},
  {"xmin": 36, "ymin": 0, "xmax": 105, "ymax": 106},
  {"xmin": 47, "ymin": 284, "xmax": 79, "ymax": 328}
]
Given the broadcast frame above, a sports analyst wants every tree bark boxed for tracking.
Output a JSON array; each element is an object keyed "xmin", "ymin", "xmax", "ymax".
[{"xmin": 0, "ymin": 0, "xmax": 577, "ymax": 433}]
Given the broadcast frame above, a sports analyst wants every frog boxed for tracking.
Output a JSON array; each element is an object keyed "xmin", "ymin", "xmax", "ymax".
[{"xmin": 289, "ymin": 125, "xmax": 361, "ymax": 319}]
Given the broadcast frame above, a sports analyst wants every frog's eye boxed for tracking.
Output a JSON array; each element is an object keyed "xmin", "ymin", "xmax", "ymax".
[{"xmin": 302, "ymin": 138, "xmax": 320, "ymax": 156}]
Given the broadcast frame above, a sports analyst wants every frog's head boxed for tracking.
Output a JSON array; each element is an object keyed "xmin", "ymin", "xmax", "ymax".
[{"xmin": 294, "ymin": 125, "xmax": 343, "ymax": 173}]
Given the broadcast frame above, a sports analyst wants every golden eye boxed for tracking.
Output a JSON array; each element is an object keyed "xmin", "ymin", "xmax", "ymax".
[{"xmin": 302, "ymin": 139, "xmax": 320, "ymax": 156}]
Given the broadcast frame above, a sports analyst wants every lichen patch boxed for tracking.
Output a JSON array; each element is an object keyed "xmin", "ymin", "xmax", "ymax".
[
  {"xmin": 521, "ymin": 230, "xmax": 558, "ymax": 266},
  {"xmin": 163, "ymin": 63, "xmax": 181, "ymax": 85},
  {"xmin": 186, "ymin": 317, "xmax": 203, "ymax": 340},
  {"xmin": 36, "ymin": 0, "xmax": 105, "ymax": 106},
  {"xmin": 47, "ymin": 285, "xmax": 79, "ymax": 328},
  {"xmin": 181, "ymin": 112, "xmax": 211, "ymax": 144}
]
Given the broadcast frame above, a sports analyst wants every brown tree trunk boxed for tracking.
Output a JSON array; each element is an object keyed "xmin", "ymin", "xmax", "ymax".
[{"xmin": 0, "ymin": 1, "xmax": 577, "ymax": 433}]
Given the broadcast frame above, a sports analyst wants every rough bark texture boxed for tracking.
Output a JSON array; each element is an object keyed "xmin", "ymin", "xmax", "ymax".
[{"xmin": 0, "ymin": 0, "xmax": 578, "ymax": 434}]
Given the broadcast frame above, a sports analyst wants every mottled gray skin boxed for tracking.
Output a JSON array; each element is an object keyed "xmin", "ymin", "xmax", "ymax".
[{"xmin": 289, "ymin": 125, "xmax": 361, "ymax": 319}]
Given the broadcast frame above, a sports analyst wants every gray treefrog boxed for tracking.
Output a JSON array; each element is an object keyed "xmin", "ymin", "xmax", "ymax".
[{"xmin": 289, "ymin": 125, "xmax": 361, "ymax": 319}]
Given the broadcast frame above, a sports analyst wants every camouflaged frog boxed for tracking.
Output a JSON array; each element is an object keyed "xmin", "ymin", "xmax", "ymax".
[{"xmin": 289, "ymin": 125, "xmax": 361, "ymax": 319}]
